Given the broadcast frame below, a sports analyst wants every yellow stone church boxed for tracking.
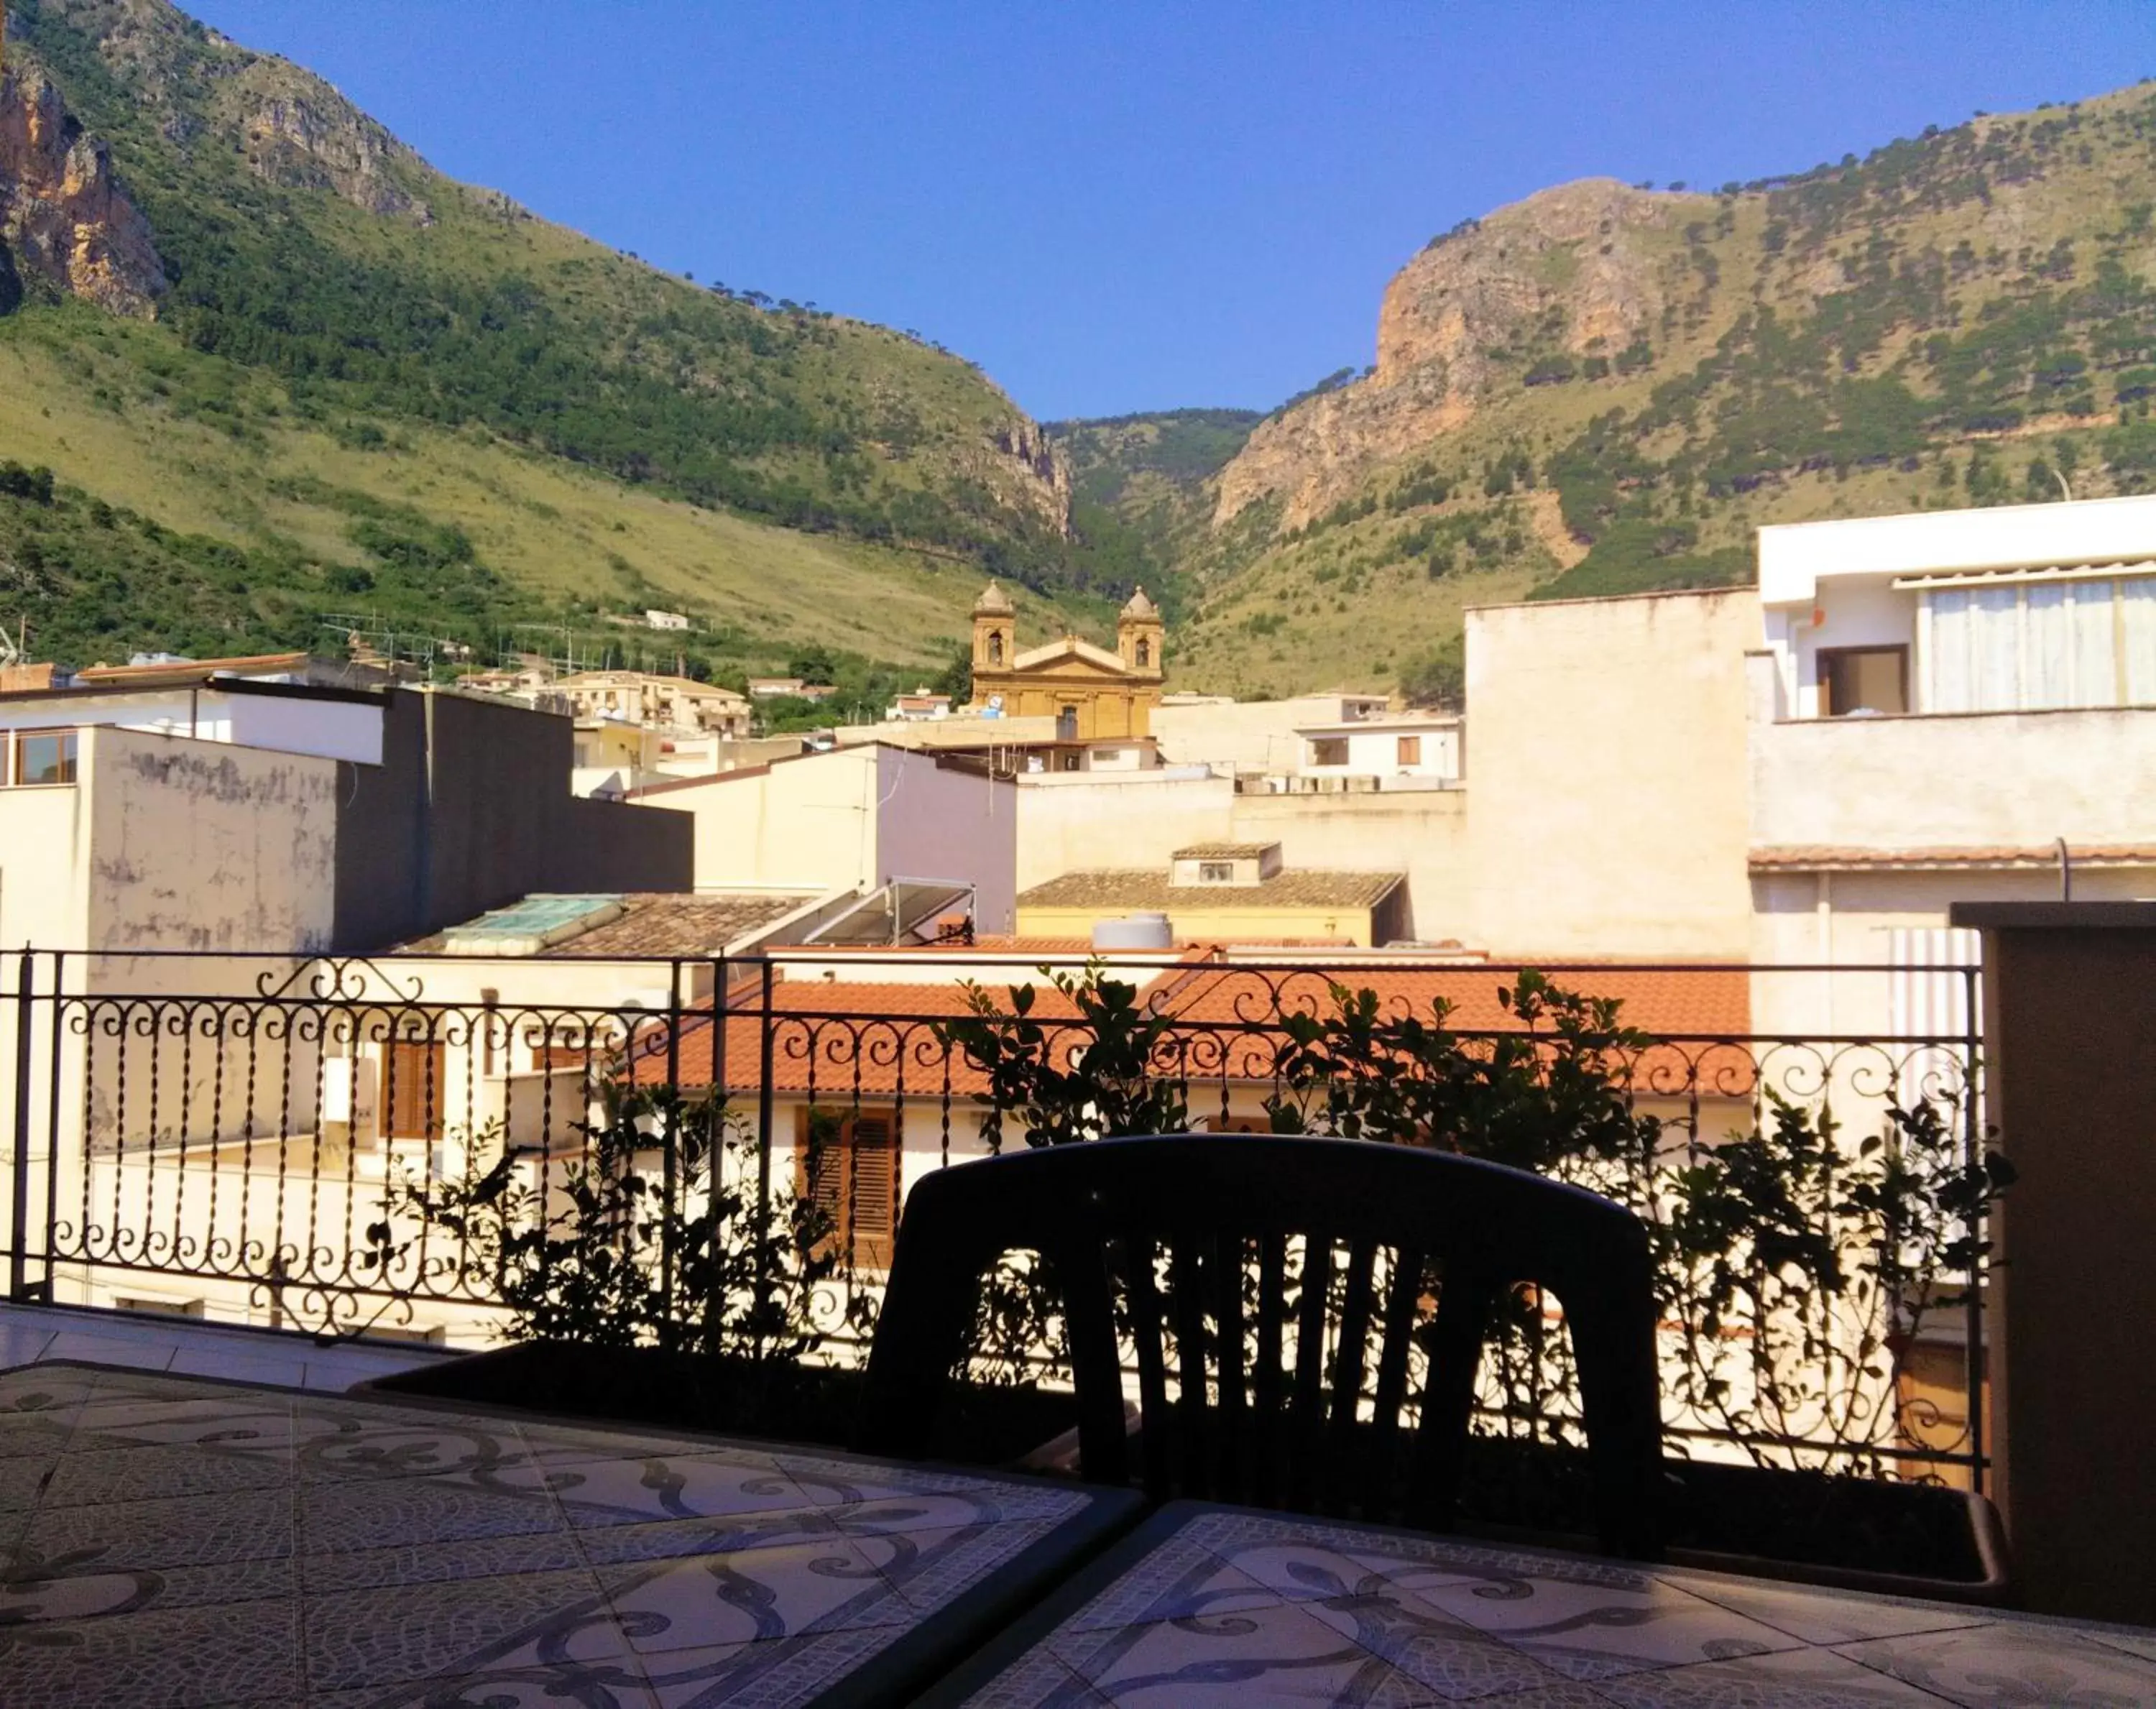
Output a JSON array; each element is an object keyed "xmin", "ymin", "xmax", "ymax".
[{"xmin": 967, "ymin": 581, "xmax": 1165, "ymax": 740}]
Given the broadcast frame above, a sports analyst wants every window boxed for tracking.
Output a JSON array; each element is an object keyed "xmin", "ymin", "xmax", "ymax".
[
  {"xmin": 1135, "ymin": 637, "xmax": 1150, "ymax": 668},
  {"xmin": 1309, "ymin": 737, "xmax": 1349, "ymax": 767},
  {"xmin": 1818, "ymin": 646, "xmax": 1908, "ymax": 716},
  {"xmin": 1396, "ymin": 735, "xmax": 1422, "ymax": 766},
  {"xmin": 987, "ymin": 630, "xmax": 1005, "ymax": 665},
  {"xmin": 1198, "ymin": 861, "xmax": 1235, "ymax": 883},
  {"xmin": 1056, "ymin": 706, "xmax": 1079, "ymax": 741},
  {"xmin": 7, "ymin": 729, "xmax": 78, "ymax": 786},
  {"xmin": 1922, "ymin": 576, "xmax": 2156, "ymax": 711},
  {"xmin": 797, "ymin": 1109, "xmax": 898, "ymax": 1270},
  {"xmin": 1059, "ymin": 751, "xmax": 1082, "ymax": 771}
]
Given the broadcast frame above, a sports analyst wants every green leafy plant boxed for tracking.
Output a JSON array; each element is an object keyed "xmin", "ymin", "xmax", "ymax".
[{"xmin": 364, "ymin": 1080, "xmax": 837, "ymax": 1363}]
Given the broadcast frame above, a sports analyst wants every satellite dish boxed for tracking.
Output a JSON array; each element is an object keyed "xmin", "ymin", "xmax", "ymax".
[{"xmin": 987, "ymin": 694, "xmax": 1005, "ymax": 711}]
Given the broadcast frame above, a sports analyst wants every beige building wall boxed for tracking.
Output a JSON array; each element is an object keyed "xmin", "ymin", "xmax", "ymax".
[
  {"xmin": 1017, "ymin": 900, "xmax": 1386, "ymax": 947},
  {"xmin": 1013, "ymin": 772, "xmax": 1236, "ymax": 891},
  {"xmin": 0, "ymin": 783, "xmax": 92, "ymax": 952},
  {"xmin": 1151, "ymin": 695, "xmax": 1383, "ymax": 774},
  {"xmin": 650, "ymin": 747, "xmax": 885, "ymax": 894},
  {"xmin": 1232, "ymin": 791, "xmax": 1470, "ymax": 944},
  {"xmin": 1464, "ymin": 589, "xmax": 1759, "ymax": 960}
]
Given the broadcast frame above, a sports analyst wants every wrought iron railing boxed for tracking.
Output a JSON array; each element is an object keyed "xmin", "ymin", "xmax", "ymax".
[{"xmin": 0, "ymin": 947, "xmax": 1989, "ymax": 1488}]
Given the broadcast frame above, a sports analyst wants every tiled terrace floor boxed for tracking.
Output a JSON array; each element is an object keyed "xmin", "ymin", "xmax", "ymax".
[
  {"xmin": 0, "ymin": 1353, "xmax": 1120, "ymax": 1708},
  {"xmin": 0, "ymin": 1301, "xmax": 452, "ymax": 1393}
]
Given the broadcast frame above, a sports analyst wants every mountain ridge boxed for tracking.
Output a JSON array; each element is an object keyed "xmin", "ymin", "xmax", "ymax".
[{"xmin": 0, "ymin": 0, "xmax": 1094, "ymax": 681}]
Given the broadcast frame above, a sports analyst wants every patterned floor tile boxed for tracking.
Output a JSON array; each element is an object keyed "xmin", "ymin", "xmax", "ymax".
[
  {"xmin": 70, "ymin": 1394, "xmax": 295, "ymax": 1456},
  {"xmin": 0, "ymin": 1452, "xmax": 57, "ymax": 1513},
  {"xmin": 1597, "ymin": 1644, "xmax": 1957, "ymax": 1706},
  {"xmin": 1835, "ymin": 1621, "xmax": 2156, "ymax": 1705},
  {"xmin": 572, "ymin": 1506, "xmax": 860, "ymax": 1570},
  {"xmin": 2081, "ymin": 1623, "xmax": 2156, "ymax": 1664},
  {"xmin": 959, "ymin": 1648, "xmax": 1118, "ymax": 1707},
  {"xmin": 544, "ymin": 1452, "xmax": 819, "ymax": 1530},
  {"xmin": 1657, "ymin": 1570, "xmax": 1995, "ymax": 1648},
  {"xmin": 1054, "ymin": 1532, "xmax": 1285, "ymax": 1634},
  {"xmin": 298, "ymin": 1529, "xmax": 587, "ymax": 1595},
  {"xmin": 596, "ymin": 1536, "xmax": 915, "ymax": 1657},
  {"xmin": 1049, "ymin": 1596, "xmax": 1401, "ymax": 1704},
  {"xmin": 309, "ymin": 1667, "xmax": 660, "ymax": 1708},
  {"xmin": 40, "ymin": 1440, "xmax": 295, "ymax": 1508},
  {"xmin": 298, "ymin": 1469, "xmax": 566, "ymax": 1554},
  {"xmin": 16, "ymin": 1485, "xmax": 295, "ymax": 1572},
  {"xmin": 1303, "ymin": 1588, "xmax": 1588, "ymax": 1701},
  {"xmin": 1386, "ymin": 1562, "xmax": 1805, "ymax": 1682},
  {"xmin": 872, "ymin": 1515, "xmax": 1071, "ymax": 1616},
  {"xmin": 1452, "ymin": 1686, "xmax": 1625, "ymax": 1708},
  {"xmin": 301, "ymin": 1566, "xmax": 617, "ymax": 1692},
  {"xmin": 0, "ymin": 1594, "xmax": 303, "ymax": 1708},
  {"xmin": 2, "ymin": 1546, "xmax": 296, "ymax": 1615}
]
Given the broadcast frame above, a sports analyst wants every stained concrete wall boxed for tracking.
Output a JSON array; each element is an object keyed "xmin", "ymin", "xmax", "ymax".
[{"xmin": 86, "ymin": 726, "xmax": 340, "ymax": 954}]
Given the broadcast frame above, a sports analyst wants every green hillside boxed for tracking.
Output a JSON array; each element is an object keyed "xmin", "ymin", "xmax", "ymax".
[
  {"xmin": 1142, "ymin": 83, "xmax": 2156, "ymax": 698},
  {"xmin": 0, "ymin": 0, "xmax": 1105, "ymax": 678},
  {"xmin": 1045, "ymin": 409, "xmax": 1261, "ymax": 625}
]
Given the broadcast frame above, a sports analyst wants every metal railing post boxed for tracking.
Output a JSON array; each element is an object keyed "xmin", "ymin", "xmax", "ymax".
[
  {"xmin": 754, "ymin": 959, "xmax": 776, "ymax": 1355},
  {"xmin": 1962, "ymin": 960, "xmax": 1986, "ymax": 1495},
  {"xmin": 9, "ymin": 952, "xmax": 33, "ymax": 1301},
  {"xmin": 660, "ymin": 959, "xmax": 682, "ymax": 1339}
]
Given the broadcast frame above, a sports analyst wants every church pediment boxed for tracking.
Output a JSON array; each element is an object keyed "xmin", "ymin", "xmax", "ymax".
[{"xmin": 1008, "ymin": 636, "xmax": 1130, "ymax": 677}]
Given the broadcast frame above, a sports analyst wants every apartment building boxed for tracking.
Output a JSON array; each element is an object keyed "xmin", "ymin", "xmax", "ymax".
[{"xmin": 0, "ymin": 670, "xmax": 693, "ymax": 959}]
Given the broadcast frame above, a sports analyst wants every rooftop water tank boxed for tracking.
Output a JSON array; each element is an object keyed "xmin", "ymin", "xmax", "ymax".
[{"xmin": 1092, "ymin": 912, "xmax": 1173, "ymax": 951}]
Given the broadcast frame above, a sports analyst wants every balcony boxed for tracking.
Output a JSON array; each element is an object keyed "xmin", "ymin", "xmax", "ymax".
[{"xmin": 1748, "ymin": 652, "xmax": 2156, "ymax": 862}]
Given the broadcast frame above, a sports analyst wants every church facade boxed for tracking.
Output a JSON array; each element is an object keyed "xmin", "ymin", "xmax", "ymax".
[{"xmin": 967, "ymin": 581, "xmax": 1165, "ymax": 741}]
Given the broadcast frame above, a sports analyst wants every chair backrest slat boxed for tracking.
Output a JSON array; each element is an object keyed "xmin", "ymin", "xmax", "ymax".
[
  {"xmin": 1289, "ymin": 1227, "xmax": 1333, "ymax": 1514},
  {"xmin": 1169, "ymin": 1236, "xmax": 1209, "ymax": 1498},
  {"xmin": 1124, "ymin": 1233, "xmax": 1172, "ymax": 1501},
  {"xmin": 1363, "ymin": 1245, "xmax": 1427, "ymax": 1516},
  {"xmin": 1253, "ymin": 1230, "xmax": 1288, "ymax": 1507},
  {"xmin": 858, "ymin": 1135, "xmax": 1664, "ymax": 1557}
]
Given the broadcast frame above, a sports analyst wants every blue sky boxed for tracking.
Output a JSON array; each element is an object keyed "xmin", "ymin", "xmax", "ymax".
[{"xmin": 187, "ymin": 2, "xmax": 2156, "ymax": 422}]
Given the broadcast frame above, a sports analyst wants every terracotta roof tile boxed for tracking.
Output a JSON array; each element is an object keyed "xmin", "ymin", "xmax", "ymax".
[
  {"xmin": 633, "ymin": 962, "xmax": 1753, "ymax": 1101},
  {"xmin": 1752, "ymin": 843, "xmax": 2156, "ymax": 870},
  {"xmin": 1018, "ymin": 869, "xmax": 1402, "ymax": 911}
]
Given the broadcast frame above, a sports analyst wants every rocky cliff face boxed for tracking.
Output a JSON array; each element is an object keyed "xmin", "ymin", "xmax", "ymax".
[
  {"xmin": 37, "ymin": 0, "xmax": 430, "ymax": 219},
  {"xmin": 0, "ymin": 58, "xmax": 164, "ymax": 315},
  {"xmin": 985, "ymin": 418, "xmax": 1074, "ymax": 536},
  {"xmin": 1217, "ymin": 179, "xmax": 1680, "ymax": 530}
]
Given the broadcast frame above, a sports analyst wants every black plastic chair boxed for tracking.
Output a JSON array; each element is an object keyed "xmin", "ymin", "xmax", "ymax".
[{"xmin": 856, "ymin": 1133, "xmax": 1664, "ymax": 1557}]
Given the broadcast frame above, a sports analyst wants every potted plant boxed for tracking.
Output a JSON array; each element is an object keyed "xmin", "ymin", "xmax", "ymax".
[{"xmin": 356, "ymin": 1082, "xmax": 1086, "ymax": 1469}]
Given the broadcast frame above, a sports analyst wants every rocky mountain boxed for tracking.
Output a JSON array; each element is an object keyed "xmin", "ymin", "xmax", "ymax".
[
  {"xmin": 1154, "ymin": 83, "xmax": 2156, "ymax": 697},
  {"xmin": 0, "ymin": 53, "xmax": 162, "ymax": 314},
  {"xmin": 0, "ymin": 0, "xmax": 1084, "ymax": 676}
]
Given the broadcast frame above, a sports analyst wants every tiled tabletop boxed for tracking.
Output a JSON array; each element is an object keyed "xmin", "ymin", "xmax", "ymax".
[
  {"xmin": 0, "ymin": 1360, "xmax": 1138, "ymax": 1708},
  {"xmin": 923, "ymin": 1501, "xmax": 2156, "ymax": 1708}
]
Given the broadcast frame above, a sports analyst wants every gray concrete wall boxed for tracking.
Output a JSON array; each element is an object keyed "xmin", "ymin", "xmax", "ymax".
[{"xmin": 333, "ymin": 690, "xmax": 692, "ymax": 952}]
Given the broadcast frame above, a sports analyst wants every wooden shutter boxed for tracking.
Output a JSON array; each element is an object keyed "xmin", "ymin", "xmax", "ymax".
[
  {"xmin": 796, "ymin": 1109, "xmax": 898, "ymax": 1271},
  {"xmin": 384, "ymin": 1041, "xmax": 445, "ymax": 1141}
]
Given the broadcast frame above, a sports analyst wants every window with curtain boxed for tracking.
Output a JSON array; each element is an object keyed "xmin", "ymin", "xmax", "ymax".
[{"xmin": 1922, "ymin": 574, "xmax": 2156, "ymax": 711}]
